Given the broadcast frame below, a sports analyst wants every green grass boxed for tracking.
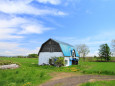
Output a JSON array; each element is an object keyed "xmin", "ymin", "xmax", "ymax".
[
  {"xmin": 0, "ymin": 57, "xmax": 115, "ymax": 86},
  {"xmin": 0, "ymin": 58, "xmax": 52, "ymax": 86},
  {"xmin": 79, "ymin": 58, "xmax": 115, "ymax": 75},
  {"xmin": 82, "ymin": 62, "xmax": 115, "ymax": 75},
  {"xmin": 80, "ymin": 80, "xmax": 115, "ymax": 86}
]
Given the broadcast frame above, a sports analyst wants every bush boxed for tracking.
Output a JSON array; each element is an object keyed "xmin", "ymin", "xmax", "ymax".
[
  {"xmin": 49, "ymin": 57, "xmax": 64, "ymax": 67},
  {"xmin": 16, "ymin": 56, "xmax": 26, "ymax": 58},
  {"xmin": 55, "ymin": 57, "xmax": 64, "ymax": 67},
  {"xmin": 27, "ymin": 54, "xmax": 38, "ymax": 58}
]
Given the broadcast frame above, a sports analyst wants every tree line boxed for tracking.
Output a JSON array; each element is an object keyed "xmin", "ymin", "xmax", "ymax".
[
  {"xmin": 75, "ymin": 39, "xmax": 115, "ymax": 61},
  {"xmin": 9, "ymin": 54, "xmax": 38, "ymax": 58}
]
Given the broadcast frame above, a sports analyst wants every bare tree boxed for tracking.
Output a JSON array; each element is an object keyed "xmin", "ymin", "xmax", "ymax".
[
  {"xmin": 111, "ymin": 40, "xmax": 115, "ymax": 56},
  {"xmin": 75, "ymin": 44, "xmax": 90, "ymax": 60}
]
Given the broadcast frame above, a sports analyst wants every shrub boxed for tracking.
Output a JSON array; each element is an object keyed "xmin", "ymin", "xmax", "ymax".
[
  {"xmin": 27, "ymin": 54, "xmax": 38, "ymax": 58},
  {"xmin": 16, "ymin": 56, "xmax": 26, "ymax": 58},
  {"xmin": 54, "ymin": 57, "xmax": 64, "ymax": 67},
  {"xmin": 49, "ymin": 57, "xmax": 64, "ymax": 67}
]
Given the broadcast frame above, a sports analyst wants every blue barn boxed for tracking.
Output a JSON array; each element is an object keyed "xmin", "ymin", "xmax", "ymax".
[{"xmin": 38, "ymin": 38, "xmax": 79, "ymax": 66}]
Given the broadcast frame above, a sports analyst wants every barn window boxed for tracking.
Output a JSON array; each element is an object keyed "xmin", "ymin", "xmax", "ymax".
[
  {"xmin": 65, "ymin": 60, "xmax": 68, "ymax": 65},
  {"xmin": 72, "ymin": 49, "xmax": 76, "ymax": 57}
]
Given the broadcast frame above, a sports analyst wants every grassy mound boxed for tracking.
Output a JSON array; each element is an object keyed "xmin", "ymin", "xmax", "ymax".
[{"xmin": 0, "ymin": 60, "xmax": 14, "ymax": 65}]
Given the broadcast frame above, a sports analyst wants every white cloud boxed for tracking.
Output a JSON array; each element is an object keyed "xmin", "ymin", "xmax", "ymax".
[
  {"xmin": 0, "ymin": 16, "xmax": 52, "ymax": 39},
  {"xmin": 0, "ymin": 17, "xmax": 25, "ymax": 39},
  {"xmin": 0, "ymin": 0, "xmax": 65, "ymax": 16},
  {"xmin": 0, "ymin": 17, "xmax": 26, "ymax": 28},
  {"xmin": 0, "ymin": 0, "xmax": 66, "ymax": 40},
  {"xmin": 0, "ymin": 16, "xmax": 51, "ymax": 56},
  {"xmin": 0, "ymin": 42, "xmax": 40, "ymax": 56},
  {"xmin": 36, "ymin": 0, "xmax": 61, "ymax": 5},
  {"xmin": 19, "ymin": 24, "xmax": 52, "ymax": 34},
  {"xmin": 0, "ymin": 0, "xmax": 66, "ymax": 56},
  {"xmin": 0, "ymin": 28, "xmax": 23, "ymax": 39}
]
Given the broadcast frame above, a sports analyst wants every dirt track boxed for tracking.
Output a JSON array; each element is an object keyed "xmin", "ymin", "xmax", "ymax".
[{"xmin": 40, "ymin": 75, "xmax": 115, "ymax": 86}]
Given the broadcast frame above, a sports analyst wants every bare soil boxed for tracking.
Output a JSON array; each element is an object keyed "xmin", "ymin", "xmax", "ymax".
[{"xmin": 40, "ymin": 73, "xmax": 115, "ymax": 86}]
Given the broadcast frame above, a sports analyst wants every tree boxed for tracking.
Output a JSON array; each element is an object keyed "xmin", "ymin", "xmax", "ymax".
[
  {"xmin": 98, "ymin": 44, "xmax": 111, "ymax": 61},
  {"xmin": 28, "ymin": 54, "xmax": 38, "ymax": 58},
  {"xmin": 111, "ymin": 40, "xmax": 115, "ymax": 56},
  {"xmin": 75, "ymin": 44, "xmax": 90, "ymax": 60}
]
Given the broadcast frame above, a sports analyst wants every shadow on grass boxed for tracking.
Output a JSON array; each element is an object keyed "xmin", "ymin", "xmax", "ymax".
[
  {"xmin": 82, "ymin": 70, "xmax": 115, "ymax": 75},
  {"xmin": 90, "ymin": 61, "xmax": 115, "ymax": 62},
  {"xmin": 29, "ymin": 63, "xmax": 57, "ymax": 69}
]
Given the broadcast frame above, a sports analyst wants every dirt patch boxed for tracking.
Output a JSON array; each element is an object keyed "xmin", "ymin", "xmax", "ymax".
[
  {"xmin": 40, "ymin": 74, "xmax": 115, "ymax": 86},
  {"xmin": 50, "ymin": 72, "xmax": 80, "ymax": 81},
  {"xmin": 54, "ymin": 83, "xmax": 64, "ymax": 86}
]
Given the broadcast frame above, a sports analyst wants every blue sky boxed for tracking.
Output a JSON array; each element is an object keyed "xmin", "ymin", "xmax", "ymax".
[{"xmin": 0, "ymin": 0, "xmax": 115, "ymax": 56}]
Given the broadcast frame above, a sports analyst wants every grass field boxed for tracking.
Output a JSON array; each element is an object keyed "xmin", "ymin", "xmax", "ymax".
[
  {"xmin": 80, "ymin": 80, "xmax": 115, "ymax": 86},
  {"xmin": 0, "ymin": 57, "xmax": 115, "ymax": 86}
]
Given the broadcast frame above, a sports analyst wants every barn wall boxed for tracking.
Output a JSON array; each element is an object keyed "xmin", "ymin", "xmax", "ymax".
[{"xmin": 38, "ymin": 52, "xmax": 63, "ymax": 65}]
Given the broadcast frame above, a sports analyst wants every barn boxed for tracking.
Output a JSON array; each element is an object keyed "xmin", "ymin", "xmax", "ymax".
[{"xmin": 38, "ymin": 38, "xmax": 79, "ymax": 66}]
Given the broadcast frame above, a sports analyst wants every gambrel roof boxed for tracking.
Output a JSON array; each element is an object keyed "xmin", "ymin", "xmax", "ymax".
[{"xmin": 39, "ymin": 38, "xmax": 79, "ymax": 57}]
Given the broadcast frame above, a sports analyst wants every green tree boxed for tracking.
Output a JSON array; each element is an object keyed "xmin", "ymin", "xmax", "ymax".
[
  {"xmin": 28, "ymin": 54, "xmax": 38, "ymax": 58},
  {"xmin": 98, "ymin": 44, "xmax": 111, "ymax": 61}
]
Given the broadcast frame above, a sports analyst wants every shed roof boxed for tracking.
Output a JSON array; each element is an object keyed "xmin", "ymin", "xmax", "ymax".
[{"xmin": 51, "ymin": 39, "xmax": 79, "ymax": 57}]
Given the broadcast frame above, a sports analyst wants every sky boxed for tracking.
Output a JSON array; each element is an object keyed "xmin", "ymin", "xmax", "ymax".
[{"xmin": 0, "ymin": 0, "xmax": 115, "ymax": 56}]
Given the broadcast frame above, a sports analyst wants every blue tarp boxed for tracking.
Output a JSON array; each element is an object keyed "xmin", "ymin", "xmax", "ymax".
[
  {"xmin": 53, "ymin": 39, "xmax": 80, "ymax": 57},
  {"xmin": 59, "ymin": 43, "xmax": 79, "ymax": 57}
]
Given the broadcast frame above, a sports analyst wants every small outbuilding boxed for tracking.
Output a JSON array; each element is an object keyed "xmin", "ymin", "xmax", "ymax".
[{"xmin": 38, "ymin": 38, "xmax": 79, "ymax": 66}]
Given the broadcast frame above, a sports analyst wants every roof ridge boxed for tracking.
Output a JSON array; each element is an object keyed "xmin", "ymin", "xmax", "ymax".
[{"xmin": 51, "ymin": 38, "xmax": 74, "ymax": 47}]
